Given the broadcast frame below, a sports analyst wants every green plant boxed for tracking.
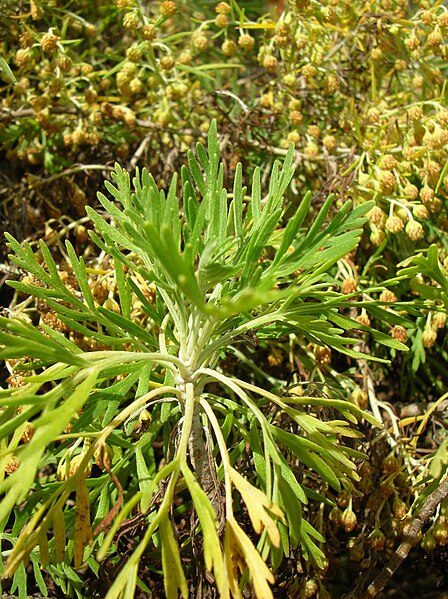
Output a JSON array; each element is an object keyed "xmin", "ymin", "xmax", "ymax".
[{"xmin": 0, "ymin": 121, "xmax": 418, "ymax": 598}]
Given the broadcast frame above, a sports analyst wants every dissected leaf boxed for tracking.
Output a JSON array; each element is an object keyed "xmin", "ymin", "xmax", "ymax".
[
  {"xmin": 224, "ymin": 518, "xmax": 275, "ymax": 599},
  {"xmin": 230, "ymin": 468, "xmax": 283, "ymax": 547}
]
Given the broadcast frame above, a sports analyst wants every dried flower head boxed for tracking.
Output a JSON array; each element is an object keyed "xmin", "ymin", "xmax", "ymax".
[{"xmin": 390, "ymin": 325, "xmax": 407, "ymax": 343}]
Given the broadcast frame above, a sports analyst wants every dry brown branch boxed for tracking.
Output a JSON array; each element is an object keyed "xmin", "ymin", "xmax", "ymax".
[{"xmin": 366, "ymin": 471, "xmax": 448, "ymax": 597}]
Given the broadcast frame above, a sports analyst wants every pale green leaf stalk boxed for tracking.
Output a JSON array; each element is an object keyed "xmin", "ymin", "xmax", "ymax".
[{"xmin": 0, "ymin": 120, "xmax": 411, "ymax": 597}]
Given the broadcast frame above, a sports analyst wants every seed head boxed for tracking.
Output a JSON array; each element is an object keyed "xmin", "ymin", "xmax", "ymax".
[
  {"xmin": 421, "ymin": 532, "xmax": 437, "ymax": 553},
  {"xmin": 437, "ymin": 109, "xmax": 448, "ymax": 126},
  {"xmin": 421, "ymin": 10, "xmax": 434, "ymax": 25},
  {"xmin": 179, "ymin": 50, "xmax": 192, "ymax": 64},
  {"xmin": 160, "ymin": 1, "xmax": 176, "ymax": 17},
  {"xmin": 378, "ymin": 170, "xmax": 396, "ymax": 194},
  {"xmin": 422, "ymin": 326, "xmax": 437, "ymax": 348},
  {"xmin": 307, "ymin": 125, "xmax": 320, "ymax": 139},
  {"xmin": 142, "ymin": 24, "xmax": 157, "ymax": 40},
  {"xmin": 283, "ymin": 73, "xmax": 297, "ymax": 87},
  {"xmin": 324, "ymin": 74, "xmax": 340, "ymax": 94},
  {"xmin": 367, "ymin": 107, "xmax": 381, "ymax": 123},
  {"xmin": 342, "ymin": 276, "xmax": 357, "ymax": 294},
  {"xmin": 427, "ymin": 30, "xmax": 442, "ymax": 48},
  {"xmin": 302, "ymin": 64, "xmax": 317, "ymax": 79},
  {"xmin": 305, "ymin": 578, "xmax": 318, "ymax": 598},
  {"xmin": 369, "ymin": 529, "xmax": 386, "ymax": 551},
  {"xmin": 19, "ymin": 31, "xmax": 33, "ymax": 48},
  {"xmin": 403, "ymin": 183, "xmax": 419, "ymax": 200},
  {"xmin": 126, "ymin": 44, "xmax": 142, "ymax": 62},
  {"xmin": 290, "ymin": 110, "xmax": 302, "ymax": 125},
  {"xmin": 392, "ymin": 497, "xmax": 407, "ymax": 520},
  {"xmin": 15, "ymin": 47, "xmax": 34, "ymax": 68},
  {"xmin": 433, "ymin": 312, "xmax": 447, "ymax": 329},
  {"xmin": 215, "ymin": 1, "xmax": 231, "ymax": 14},
  {"xmin": 390, "ymin": 325, "xmax": 407, "ymax": 343},
  {"xmin": 322, "ymin": 135, "xmax": 336, "ymax": 152},
  {"xmin": 41, "ymin": 32, "xmax": 59, "ymax": 55},
  {"xmin": 296, "ymin": 34, "xmax": 307, "ymax": 50},
  {"xmin": 123, "ymin": 11, "xmax": 140, "ymax": 29},
  {"xmin": 425, "ymin": 159, "xmax": 441, "ymax": 179},
  {"xmin": 341, "ymin": 508, "xmax": 357, "ymax": 532},
  {"xmin": 367, "ymin": 206, "xmax": 386, "ymax": 225},
  {"xmin": 420, "ymin": 185, "xmax": 435, "ymax": 204},
  {"xmin": 129, "ymin": 77, "xmax": 142, "ymax": 94},
  {"xmin": 313, "ymin": 345, "xmax": 332, "ymax": 365},
  {"xmin": 407, "ymin": 104, "xmax": 423, "ymax": 121},
  {"xmin": 304, "ymin": 142, "xmax": 318, "ymax": 157},
  {"xmin": 274, "ymin": 34, "xmax": 289, "ymax": 48},
  {"xmin": 5, "ymin": 457, "xmax": 19, "ymax": 475},
  {"xmin": 433, "ymin": 518, "xmax": 448, "ymax": 545},
  {"xmin": 68, "ymin": 454, "xmax": 92, "ymax": 478},
  {"xmin": 238, "ymin": 33, "xmax": 255, "ymax": 51},
  {"xmin": 287, "ymin": 131, "xmax": 300, "ymax": 145},
  {"xmin": 405, "ymin": 219, "xmax": 424, "ymax": 241},
  {"xmin": 353, "ymin": 388, "xmax": 368, "ymax": 409},
  {"xmin": 263, "ymin": 55, "xmax": 278, "ymax": 73},
  {"xmin": 356, "ymin": 310, "xmax": 371, "ymax": 327},
  {"xmin": 221, "ymin": 40, "xmax": 237, "ymax": 56},
  {"xmin": 405, "ymin": 34, "xmax": 421, "ymax": 51},
  {"xmin": 438, "ymin": 12, "xmax": 448, "ymax": 28},
  {"xmin": 267, "ymin": 348, "xmax": 283, "ymax": 367},
  {"xmin": 380, "ymin": 290, "xmax": 397, "ymax": 303},
  {"xmin": 380, "ymin": 154, "xmax": 398, "ymax": 170},
  {"xmin": 215, "ymin": 13, "xmax": 229, "ymax": 28},
  {"xmin": 160, "ymin": 55, "xmax": 175, "ymax": 71},
  {"xmin": 385, "ymin": 215, "xmax": 404, "ymax": 234},
  {"xmin": 193, "ymin": 34, "xmax": 208, "ymax": 51},
  {"xmin": 412, "ymin": 204, "xmax": 429, "ymax": 220},
  {"xmin": 383, "ymin": 455, "xmax": 398, "ymax": 474}
]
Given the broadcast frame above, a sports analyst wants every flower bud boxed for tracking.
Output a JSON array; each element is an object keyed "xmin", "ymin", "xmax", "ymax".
[
  {"xmin": 341, "ymin": 508, "xmax": 357, "ymax": 532},
  {"xmin": 369, "ymin": 529, "xmax": 385, "ymax": 550},
  {"xmin": 433, "ymin": 518, "xmax": 448, "ymax": 545},
  {"xmin": 422, "ymin": 326, "xmax": 437, "ymax": 348}
]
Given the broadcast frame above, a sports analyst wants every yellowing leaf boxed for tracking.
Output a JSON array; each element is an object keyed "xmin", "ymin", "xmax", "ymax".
[
  {"xmin": 159, "ymin": 511, "xmax": 188, "ymax": 599},
  {"xmin": 182, "ymin": 464, "xmax": 230, "ymax": 599},
  {"xmin": 4, "ymin": 529, "xmax": 39, "ymax": 577},
  {"xmin": 224, "ymin": 521, "xmax": 244, "ymax": 599},
  {"xmin": 74, "ymin": 475, "xmax": 92, "ymax": 569},
  {"xmin": 224, "ymin": 518, "xmax": 274, "ymax": 599},
  {"xmin": 38, "ymin": 528, "xmax": 49, "ymax": 569},
  {"xmin": 229, "ymin": 468, "xmax": 283, "ymax": 547},
  {"xmin": 52, "ymin": 503, "xmax": 66, "ymax": 563}
]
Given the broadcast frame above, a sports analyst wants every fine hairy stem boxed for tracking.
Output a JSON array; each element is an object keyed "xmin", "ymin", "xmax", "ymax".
[{"xmin": 366, "ymin": 471, "xmax": 448, "ymax": 597}]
